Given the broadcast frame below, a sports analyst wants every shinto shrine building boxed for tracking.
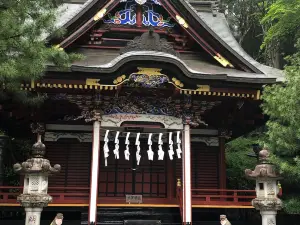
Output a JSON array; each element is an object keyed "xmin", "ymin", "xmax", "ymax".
[{"xmin": 0, "ymin": 0, "xmax": 284, "ymax": 224}]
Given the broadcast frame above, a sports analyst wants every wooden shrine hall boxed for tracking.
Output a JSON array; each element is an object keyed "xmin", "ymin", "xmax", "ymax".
[{"xmin": 0, "ymin": 0, "xmax": 284, "ymax": 225}]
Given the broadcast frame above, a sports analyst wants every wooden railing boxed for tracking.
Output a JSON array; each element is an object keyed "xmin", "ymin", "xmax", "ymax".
[
  {"xmin": 192, "ymin": 189, "xmax": 256, "ymax": 206},
  {"xmin": 0, "ymin": 186, "xmax": 256, "ymax": 206},
  {"xmin": 0, "ymin": 186, "xmax": 90, "ymax": 204}
]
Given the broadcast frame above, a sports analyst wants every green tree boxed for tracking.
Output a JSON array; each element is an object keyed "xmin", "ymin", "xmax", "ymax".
[
  {"xmin": 0, "ymin": 0, "xmax": 80, "ymax": 104},
  {"xmin": 261, "ymin": 0, "xmax": 300, "ymax": 68},
  {"xmin": 262, "ymin": 40, "xmax": 300, "ymax": 181},
  {"xmin": 221, "ymin": 0, "xmax": 275, "ymax": 63}
]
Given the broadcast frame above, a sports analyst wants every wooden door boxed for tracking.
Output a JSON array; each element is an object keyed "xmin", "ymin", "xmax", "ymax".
[{"xmin": 98, "ymin": 139, "xmax": 167, "ymax": 197}]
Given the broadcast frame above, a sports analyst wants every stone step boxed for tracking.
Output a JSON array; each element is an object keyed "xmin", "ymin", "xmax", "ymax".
[{"xmin": 81, "ymin": 207, "xmax": 181, "ymax": 225}]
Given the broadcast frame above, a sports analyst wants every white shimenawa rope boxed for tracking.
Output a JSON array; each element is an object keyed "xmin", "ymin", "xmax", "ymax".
[
  {"xmin": 101, "ymin": 129, "xmax": 183, "ymax": 165},
  {"xmin": 158, "ymin": 133, "xmax": 164, "ymax": 160},
  {"xmin": 103, "ymin": 130, "xmax": 110, "ymax": 167},
  {"xmin": 168, "ymin": 132, "xmax": 174, "ymax": 160},
  {"xmin": 147, "ymin": 133, "xmax": 154, "ymax": 161},
  {"xmin": 113, "ymin": 131, "xmax": 120, "ymax": 159},
  {"xmin": 176, "ymin": 131, "xmax": 182, "ymax": 158},
  {"xmin": 124, "ymin": 132, "xmax": 130, "ymax": 160}
]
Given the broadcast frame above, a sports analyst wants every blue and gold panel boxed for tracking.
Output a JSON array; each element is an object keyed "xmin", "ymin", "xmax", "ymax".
[{"xmin": 104, "ymin": 0, "xmax": 175, "ymax": 28}]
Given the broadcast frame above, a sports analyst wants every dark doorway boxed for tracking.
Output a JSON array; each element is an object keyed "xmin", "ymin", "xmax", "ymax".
[{"xmin": 98, "ymin": 138, "xmax": 168, "ymax": 197}]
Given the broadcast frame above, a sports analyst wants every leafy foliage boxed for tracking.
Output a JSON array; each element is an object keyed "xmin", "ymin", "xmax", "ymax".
[
  {"xmin": 0, "ymin": 0, "xmax": 81, "ymax": 104},
  {"xmin": 226, "ymin": 136, "xmax": 257, "ymax": 190},
  {"xmin": 3, "ymin": 137, "xmax": 32, "ymax": 186},
  {"xmin": 262, "ymin": 40, "xmax": 300, "ymax": 182},
  {"xmin": 221, "ymin": 0, "xmax": 275, "ymax": 62},
  {"xmin": 261, "ymin": 0, "xmax": 300, "ymax": 49}
]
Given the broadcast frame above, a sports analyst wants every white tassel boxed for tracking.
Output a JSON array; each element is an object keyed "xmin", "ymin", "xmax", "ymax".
[
  {"xmin": 158, "ymin": 145, "xmax": 164, "ymax": 160},
  {"xmin": 125, "ymin": 145, "xmax": 130, "ymax": 160},
  {"xmin": 176, "ymin": 131, "xmax": 182, "ymax": 159},
  {"xmin": 104, "ymin": 130, "xmax": 110, "ymax": 167},
  {"xmin": 113, "ymin": 131, "xmax": 120, "ymax": 159},
  {"xmin": 136, "ymin": 133, "xmax": 141, "ymax": 165},
  {"xmin": 158, "ymin": 133, "xmax": 164, "ymax": 160},
  {"xmin": 168, "ymin": 132, "xmax": 174, "ymax": 160},
  {"xmin": 124, "ymin": 132, "xmax": 130, "ymax": 160},
  {"xmin": 147, "ymin": 133, "xmax": 154, "ymax": 161}
]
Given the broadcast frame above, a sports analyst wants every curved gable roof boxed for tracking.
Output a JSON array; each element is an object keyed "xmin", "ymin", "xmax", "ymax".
[{"xmin": 53, "ymin": 0, "xmax": 284, "ymax": 82}]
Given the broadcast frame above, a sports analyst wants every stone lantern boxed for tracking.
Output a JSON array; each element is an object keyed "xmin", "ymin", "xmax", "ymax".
[
  {"xmin": 13, "ymin": 131, "xmax": 61, "ymax": 225},
  {"xmin": 245, "ymin": 149, "xmax": 282, "ymax": 225}
]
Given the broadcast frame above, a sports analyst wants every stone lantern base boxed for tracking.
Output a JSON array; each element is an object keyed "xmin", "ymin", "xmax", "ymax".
[{"xmin": 18, "ymin": 194, "xmax": 52, "ymax": 225}]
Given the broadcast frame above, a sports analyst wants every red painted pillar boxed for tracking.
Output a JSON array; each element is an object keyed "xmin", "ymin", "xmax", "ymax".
[
  {"xmin": 136, "ymin": 5, "xmax": 143, "ymax": 27},
  {"xmin": 182, "ymin": 124, "xmax": 192, "ymax": 225},
  {"xmin": 88, "ymin": 116, "xmax": 101, "ymax": 225}
]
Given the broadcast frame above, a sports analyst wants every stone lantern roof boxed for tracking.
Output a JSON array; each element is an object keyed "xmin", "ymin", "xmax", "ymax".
[
  {"xmin": 245, "ymin": 149, "xmax": 282, "ymax": 180},
  {"xmin": 13, "ymin": 141, "xmax": 61, "ymax": 174}
]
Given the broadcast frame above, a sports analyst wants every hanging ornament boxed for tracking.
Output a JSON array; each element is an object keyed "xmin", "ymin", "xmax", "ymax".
[
  {"xmin": 113, "ymin": 131, "xmax": 120, "ymax": 159},
  {"xmin": 147, "ymin": 133, "xmax": 154, "ymax": 161},
  {"xmin": 135, "ymin": 133, "xmax": 141, "ymax": 165},
  {"xmin": 124, "ymin": 132, "xmax": 130, "ymax": 160},
  {"xmin": 135, "ymin": 0, "xmax": 147, "ymax": 5},
  {"xmin": 158, "ymin": 133, "xmax": 164, "ymax": 160},
  {"xmin": 103, "ymin": 130, "xmax": 110, "ymax": 167},
  {"xmin": 168, "ymin": 132, "xmax": 174, "ymax": 160},
  {"xmin": 176, "ymin": 131, "xmax": 182, "ymax": 159}
]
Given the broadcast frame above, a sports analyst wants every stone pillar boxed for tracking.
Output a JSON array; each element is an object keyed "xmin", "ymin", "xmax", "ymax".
[
  {"xmin": 14, "ymin": 123, "xmax": 61, "ymax": 225},
  {"xmin": 25, "ymin": 208, "xmax": 43, "ymax": 225},
  {"xmin": 261, "ymin": 210, "xmax": 277, "ymax": 225},
  {"xmin": 0, "ymin": 135, "xmax": 8, "ymax": 186},
  {"xmin": 88, "ymin": 110, "xmax": 101, "ymax": 225},
  {"xmin": 245, "ymin": 149, "xmax": 282, "ymax": 225},
  {"xmin": 182, "ymin": 124, "xmax": 192, "ymax": 225}
]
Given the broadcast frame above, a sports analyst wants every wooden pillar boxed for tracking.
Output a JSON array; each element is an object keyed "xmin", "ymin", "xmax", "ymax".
[
  {"xmin": 219, "ymin": 137, "xmax": 226, "ymax": 189},
  {"xmin": 183, "ymin": 124, "xmax": 192, "ymax": 225},
  {"xmin": 136, "ymin": 5, "xmax": 143, "ymax": 27},
  {"xmin": 167, "ymin": 156, "xmax": 174, "ymax": 200},
  {"xmin": 88, "ymin": 117, "xmax": 101, "ymax": 225}
]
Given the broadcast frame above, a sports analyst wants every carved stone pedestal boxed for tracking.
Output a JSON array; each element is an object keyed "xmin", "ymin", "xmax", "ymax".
[
  {"xmin": 25, "ymin": 207, "xmax": 43, "ymax": 225},
  {"xmin": 261, "ymin": 210, "xmax": 277, "ymax": 225}
]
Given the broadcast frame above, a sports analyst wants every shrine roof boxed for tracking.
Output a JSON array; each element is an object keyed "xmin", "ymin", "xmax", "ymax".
[
  {"xmin": 47, "ymin": 49, "xmax": 276, "ymax": 84},
  {"xmin": 185, "ymin": 6, "xmax": 284, "ymax": 82},
  {"xmin": 56, "ymin": 0, "xmax": 95, "ymax": 28},
  {"xmin": 53, "ymin": 0, "xmax": 284, "ymax": 83}
]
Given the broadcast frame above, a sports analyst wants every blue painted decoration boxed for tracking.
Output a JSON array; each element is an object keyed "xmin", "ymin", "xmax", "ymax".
[
  {"xmin": 104, "ymin": 0, "xmax": 174, "ymax": 28},
  {"xmin": 104, "ymin": 2, "xmax": 136, "ymax": 25},
  {"xmin": 142, "ymin": 4, "xmax": 175, "ymax": 28}
]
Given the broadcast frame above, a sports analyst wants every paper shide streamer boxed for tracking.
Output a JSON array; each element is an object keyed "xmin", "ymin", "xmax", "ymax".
[
  {"xmin": 124, "ymin": 132, "xmax": 130, "ymax": 160},
  {"xmin": 135, "ymin": 133, "xmax": 141, "ymax": 165},
  {"xmin": 103, "ymin": 130, "xmax": 110, "ymax": 167},
  {"xmin": 147, "ymin": 133, "xmax": 154, "ymax": 161},
  {"xmin": 101, "ymin": 130, "xmax": 182, "ymax": 166},
  {"xmin": 176, "ymin": 131, "xmax": 182, "ymax": 158},
  {"xmin": 168, "ymin": 132, "xmax": 174, "ymax": 160},
  {"xmin": 113, "ymin": 131, "xmax": 120, "ymax": 160},
  {"xmin": 158, "ymin": 133, "xmax": 164, "ymax": 160}
]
